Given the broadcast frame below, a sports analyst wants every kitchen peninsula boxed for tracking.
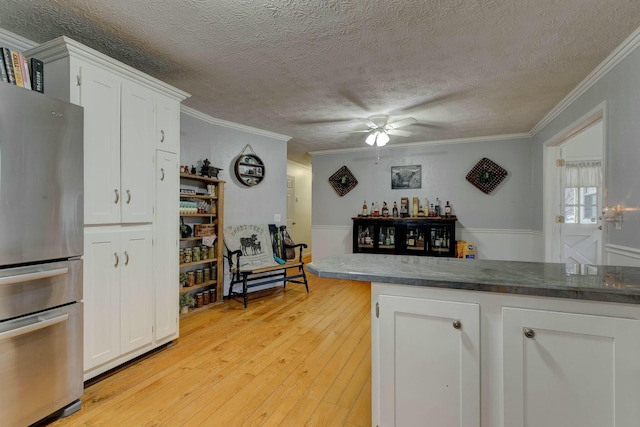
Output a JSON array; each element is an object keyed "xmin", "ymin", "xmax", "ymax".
[{"xmin": 308, "ymin": 254, "xmax": 640, "ymax": 427}]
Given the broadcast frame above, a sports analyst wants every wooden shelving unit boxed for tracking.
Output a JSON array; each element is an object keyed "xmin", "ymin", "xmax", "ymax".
[{"xmin": 179, "ymin": 173, "xmax": 225, "ymax": 318}]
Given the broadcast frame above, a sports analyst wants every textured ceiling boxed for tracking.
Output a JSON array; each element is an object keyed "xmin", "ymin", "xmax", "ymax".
[{"xmin": 2, "ymin": 1, "xmax": 640, "ymax": 165}]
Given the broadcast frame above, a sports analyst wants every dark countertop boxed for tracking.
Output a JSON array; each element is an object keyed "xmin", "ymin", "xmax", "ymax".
[{"xmin": 307, "ymin": 254, "xmax": 640, "ymax": 304}]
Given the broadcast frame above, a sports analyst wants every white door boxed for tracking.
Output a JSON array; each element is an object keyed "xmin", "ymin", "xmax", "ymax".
[
  {"xmin": 121, "ymin": 80, "xmax": 155, "ymax": 223},
  {"xmin": 83, "ymin": 228, "xmax": 121, "ymax": 370},
  {"xmin": 155, "ymin": 94, "xmax": 180, "ymax": 153},
  {"xmin": 77, "ymin": 62, "xmax": 122, "ymax": 225},
  {"xmin": 120, "ymin": 226, "xmax": 154, "ymax": 354},
  {"xmin": 154, "ymin": 151, "xmax": 179, "ymax": 341},
  {"xmin": 547, "ymin": 119, "xmax": 604, "ymax": 264},
  {"xmin": 378, "ymin": 295, "xmax": 480, "ymax": 427},
  {"xmin": 286, "ymin": 175, "xmax": 296, "ymax": 240},
  {"xmin": 503, "ymin": 307, "xmax": 640, "ymax": 427}
]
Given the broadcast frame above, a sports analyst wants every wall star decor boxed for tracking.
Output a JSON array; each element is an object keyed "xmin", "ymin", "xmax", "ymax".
[
  {"xmin": 466, "ymin": 158, "xmax": 508, "ymax": 194},
  {"xmin": 328, "ymin": 166, "xmax": 358, "ymax": 196}
]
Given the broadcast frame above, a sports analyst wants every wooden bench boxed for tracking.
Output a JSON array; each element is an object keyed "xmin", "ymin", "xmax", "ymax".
[{"xmin": 225, "ymin": 224, "xmax": 308, "ymax": 308}]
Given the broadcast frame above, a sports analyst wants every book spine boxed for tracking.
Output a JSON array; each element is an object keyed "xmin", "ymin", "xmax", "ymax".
[
  {"xmin": 30, "ymin": 58, "xmax": 44, "ymax": 93},
  {"xmin": 11, "ymin": 50, "xmax": 24, "ymax": 87},
  {"xmin": 19, "ymin": 52, "xmax": 31, "ymax": 90},
  {"xmin": 2, "ymin": 48, "xmax": 16, "ymax": 84},
  {"xmin": 0, "ymin": 53, "xmax": 7, "ymax": 83}
]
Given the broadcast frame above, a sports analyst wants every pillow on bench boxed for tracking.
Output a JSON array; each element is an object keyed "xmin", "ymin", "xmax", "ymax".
[{"xmin": 223, "ymin": 224, "xmax": 279, "ymax": 272}]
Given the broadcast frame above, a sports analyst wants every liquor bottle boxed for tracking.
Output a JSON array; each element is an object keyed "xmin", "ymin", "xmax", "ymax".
[
  {"xmin": 382, "ymin": 201, "xmax": 389, "ymax": 217},
  {"xmin": 412, "ymin": 197, "xmax": 419, "ymax": 217},
  {"xmin": 408, "ymin": 230, "xmax": 415, "ymax": 247},
  {"xmin": 445, "ymin": 201, "xmax": 452, "ymax": 218},
  {"xmin": 372, "ymin": 202, "xmax": 379, "ymax": 217},
  {"xmin": 362, "ymin": 200, "xmax": 368, "ymax": 216},
  {"xmin": 417, "ymin": 200, "xmax": 424, "ymax": 217},
  {"xmin": 429, "ymin": 204, "xmax": 436, "ymax": 217},
  {"xmin": 392, "ymin": 201, "xmax": 399, "ymax": 217},
  {"xmin": 435, "ymin": 198, "xmax": 441, "ymax": 217},
  {"xmin": 379, "ymin": 228, "xmax": 384, "ymax": 245}
]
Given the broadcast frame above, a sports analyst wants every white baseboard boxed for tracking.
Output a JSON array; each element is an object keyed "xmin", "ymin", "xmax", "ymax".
[
  {"xmin": 312, "ymin": 225, "xmax": 540, "ymax": 262},
  {"xmin": 605, "ymin": 244, "xmax": 640, "ymax": 267}
]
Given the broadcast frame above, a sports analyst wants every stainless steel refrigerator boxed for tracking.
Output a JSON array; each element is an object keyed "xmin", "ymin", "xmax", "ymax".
[{"xmin": 0, "ymin": 83, "xmax": 84, "ymax": 426}]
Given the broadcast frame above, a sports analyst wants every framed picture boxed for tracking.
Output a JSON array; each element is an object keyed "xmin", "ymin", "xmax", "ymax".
[
  {"xmin": 328, "ymin": 165, "xmax": 358, "ymax": 196},
  {"xmin": 391, "ymin": 165, "xmax": 421, "ymax": 189}
]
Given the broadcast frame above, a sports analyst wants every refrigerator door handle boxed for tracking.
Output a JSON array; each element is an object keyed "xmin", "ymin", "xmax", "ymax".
[
  {"xmin": 0, "ymin": 268, "xmax": 69, "ymax": 286},
  {"xmin": 0, "ymin": 313, "xmax": 69, "ymax": 341}
]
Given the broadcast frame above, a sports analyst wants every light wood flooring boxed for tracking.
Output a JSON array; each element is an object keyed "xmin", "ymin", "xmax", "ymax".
[{"xmin": 49, "ymin": 274, "xmax": 372, "ymax": 427}]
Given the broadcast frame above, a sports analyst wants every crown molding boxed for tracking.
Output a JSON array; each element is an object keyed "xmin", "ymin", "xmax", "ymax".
[
  {"xmin": 0, "ymin": 28, "xmax": 37, "ymax": 51},
  {"xmin": 309, "ymin": 132, "xmax": 530, "ymax": 157},
  {"xmin": 531, "ymin": 25, "xmax": 640, "ymax": 136},
  {"xmin": 181, "ymin": 105, "xmax": 291, "ymax": 142}
]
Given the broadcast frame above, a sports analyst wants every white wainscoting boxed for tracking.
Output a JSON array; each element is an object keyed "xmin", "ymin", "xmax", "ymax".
[
  {"xmin": 605, "ymin": 244, "xmax": 640, "ymax": 267},
  {"xmin": 312, "ymin": 225, "xmax": 542, "ymax": 263}
]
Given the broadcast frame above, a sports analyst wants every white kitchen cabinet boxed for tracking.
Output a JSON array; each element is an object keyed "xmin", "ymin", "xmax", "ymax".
[
  {"xmin": 155, "ymin": 93, "xmax": 180, "ymax": 153},
  {"xmin": 26, "ymin": 37, "xmax": 188, "ymax": 225},
  {"xmin": 372, "ymin": 283, "xmax": 640, "ymax": 427},
  {"xmin": 154, "ymin": 151, "xmax": 179, "ymax": 341},
  {"xmin": 75, "ymin": 60, "xmax": 122, "ymax": 225},
  {"xmin": 377, "ymin": 295, "xmax": 480, "ymax": 427},
  {"xmin": 120, "ymin": 80, "xmax": 155, "ymax": 224},
  {"xmin": 84, "ymin": 226, "xmax": 153, "ymax": 373},
  {"xmin": 27, "ymin": 37, "xmax": 190, "ymax": 380},
  {"xmin": 503, "ymin": 307, "xmax": 640, "ymax": 427}
]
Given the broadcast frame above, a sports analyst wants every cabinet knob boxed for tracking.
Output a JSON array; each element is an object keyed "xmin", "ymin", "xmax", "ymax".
[
  {"xmin": 126, "ymin": 190, "xmax": 132, "ymax": 204},
  {"xmin": 160, "ymin": 129, "xmax": 165, "ymax": 142},
  {"xmin": 524, "ymin": 328, "xmax": 535, "ymax": 339},
  {"xmin": 452, "ymin": 320, "xmax": 462, "ymax": 330},
  {"xmin": 114, "ymin": 189, "xmax": 120, "ymax": 204},
  {"xmin": 114, "ymin": 252, "xmax": 119, "ymax": 268}
]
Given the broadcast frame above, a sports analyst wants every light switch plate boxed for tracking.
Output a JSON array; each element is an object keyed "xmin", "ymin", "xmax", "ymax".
[{"xmin": 274, "ymin": 213, "xmax": 281, "ymax": 222}]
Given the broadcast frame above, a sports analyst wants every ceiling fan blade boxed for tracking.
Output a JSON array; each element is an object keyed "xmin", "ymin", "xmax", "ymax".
[
  {"xmin": 386, "ymin": 129, "xmax": 412, "ymax": 137},
  {"xmin": 385, "ymin": 117, "xmax": 417, "ymax": 129},
  {"xmin": 357, "ymin": 118, "xmax": 379, "ymax": 129},
  {"xmin": 339, "ymin": 129, "xmax": 374, "ymax": 133}
]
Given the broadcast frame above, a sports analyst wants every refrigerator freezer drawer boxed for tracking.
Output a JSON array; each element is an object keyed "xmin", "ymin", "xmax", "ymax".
[
  {"xmin": 0, "ymin": 259, "xmax": 82, "ymax": 321},
  {"xmin": 0, "ymin": 301, "xmax": 83, "ymax": 427}
]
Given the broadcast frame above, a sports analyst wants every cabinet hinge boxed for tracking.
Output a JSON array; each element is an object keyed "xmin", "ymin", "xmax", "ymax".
[
  {"xmin": 556, "ymin": 159, "xmax": 565, "ymax": 167},
  {"xmin": 376, "ymin": 302, "xmax": 379, "ymax": 318},
  {"xmin": 75, "ymin": 75, "xmax": 81, "ymax": 86}
]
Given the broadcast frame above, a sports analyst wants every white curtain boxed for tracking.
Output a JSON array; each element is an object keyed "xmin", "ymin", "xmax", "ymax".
[{"xmin": 564, "ymin": 161, "xmax": 602, "ymax": 187}]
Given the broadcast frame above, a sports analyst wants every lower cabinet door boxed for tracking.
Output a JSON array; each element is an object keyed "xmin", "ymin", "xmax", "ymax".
[
  {"xmin": 378, "ymin": 295, "xmax": 480, "ymax": 427},
  {"xmin": 120, "ymin": 227, "xmax": 154, "ymax": 354},
  {"xmin": 503, "ymin": 307, "xmax": 640, "ymax": 427},
  {"xmin": 83, "ymin": 229, "xmax": 121, "ymax": 370}
]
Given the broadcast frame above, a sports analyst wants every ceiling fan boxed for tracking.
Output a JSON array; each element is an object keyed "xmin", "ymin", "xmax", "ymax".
[{"xmin": 346, "ymin": 115, "xmax": 417, "ymax": 147}]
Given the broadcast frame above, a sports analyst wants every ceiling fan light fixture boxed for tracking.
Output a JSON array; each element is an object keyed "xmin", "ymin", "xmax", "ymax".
[
  {"xmin": 376, "ymin": 131, "xmax": 390, "ymax": 146},
  {"xmin": 365, "ymin": 131, "xmax": 378, "ymax": 145}
]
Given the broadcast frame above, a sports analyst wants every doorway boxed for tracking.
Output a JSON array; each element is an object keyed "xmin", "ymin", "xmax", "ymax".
[
  {"xmin": 544, "ymin": 111, "xmax": 605, "ymax": 266},
  {"xmin": 286, "ymin": 175, "xmax": 296, "ymax": 240}
]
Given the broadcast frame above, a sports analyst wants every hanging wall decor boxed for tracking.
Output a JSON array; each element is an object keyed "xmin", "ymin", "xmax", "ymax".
[
  {"xmin": 328, "ymin": 165, "xmax": 358, "ymax": 196},
  {"xmin": 234, "ymin": 144, "xmax": 265, "ymax": 187},
  {"xmin": 465, "ymin": 157, "xmax": 508, "ymax": 194}
]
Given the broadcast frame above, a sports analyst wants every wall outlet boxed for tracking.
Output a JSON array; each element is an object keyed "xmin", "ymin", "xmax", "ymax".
[{"xmin": 274, "ymin": 213, "xmax": 281, "ymax": 222}]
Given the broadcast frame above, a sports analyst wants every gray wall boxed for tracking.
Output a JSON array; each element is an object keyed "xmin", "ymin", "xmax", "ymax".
[
  {"xmin": 532, "ymin": 44, "xmax": 640, "ymax": 247},
  {"xmin": 180, "ymin": 111, "xmax": 288, "ymax": 227},
  {"xmin": 312, "ymin": 137, "xmax": 533, "ymax": 231}
]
